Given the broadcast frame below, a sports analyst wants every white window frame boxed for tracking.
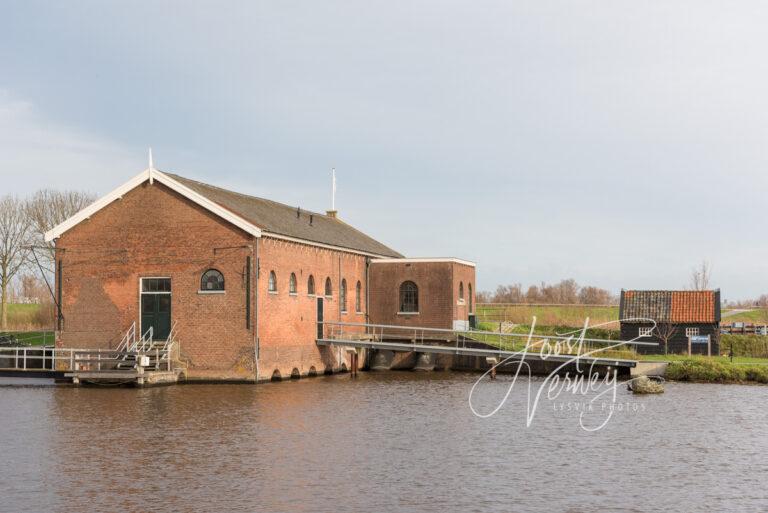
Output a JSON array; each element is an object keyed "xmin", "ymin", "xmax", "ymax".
[
  {"xmin": 686, "ymin": 327, "xmax": 699, "ymax": 337},
  {"xmin": 638, "ymin": 327, "xmax": 653, "ymax": 338}
]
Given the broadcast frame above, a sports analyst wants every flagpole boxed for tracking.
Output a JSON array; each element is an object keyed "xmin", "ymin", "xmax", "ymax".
[{"xmin": 332, "ymin": 168, "xmax": 336, "ymax": 211}]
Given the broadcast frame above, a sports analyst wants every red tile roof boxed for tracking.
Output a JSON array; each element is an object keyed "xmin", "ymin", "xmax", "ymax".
[
  {"xmin": 670, "ymin": 291, "xmax": 716, "ymax": 323},
  {"xmin": 620, "ymin": 290, "xmax": 719, "ymax": 323}
]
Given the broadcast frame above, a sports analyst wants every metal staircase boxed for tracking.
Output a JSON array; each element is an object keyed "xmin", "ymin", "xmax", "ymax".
[{"xmin": 114, "ymin": 322, "xmax": 178, "ymax": 371}]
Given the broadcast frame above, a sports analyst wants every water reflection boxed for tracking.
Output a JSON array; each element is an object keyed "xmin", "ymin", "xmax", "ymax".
[{"xmin": 0, "ymin": 372, "xmax": 766, "ymax": 512}]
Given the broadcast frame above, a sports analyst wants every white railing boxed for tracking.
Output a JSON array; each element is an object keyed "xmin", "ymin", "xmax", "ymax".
[
  {"xmin": 0, "ymin": 322, "xmax": 180, "ymax": 375},
  {"xmin": 115, "ymin": 322, "xmax": 136, "ymax": 352},
  {"xmin": 134, "ymin": 326, "xmax": 154, "ymax": 353},
  {"xmin": 319, "ymin": 320, "xmax": 658, "ymax": 354}
]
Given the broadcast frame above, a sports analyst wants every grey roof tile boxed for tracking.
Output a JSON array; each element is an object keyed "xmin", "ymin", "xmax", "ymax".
[{"xmin": 166, "ymin": 173, "xmax": 402, "ymax": 258}]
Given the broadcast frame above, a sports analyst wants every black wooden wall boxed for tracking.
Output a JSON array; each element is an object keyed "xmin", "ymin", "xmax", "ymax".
[{"xmin": 620, "ymin": 322, "xmax": 720, "ymax": 355}]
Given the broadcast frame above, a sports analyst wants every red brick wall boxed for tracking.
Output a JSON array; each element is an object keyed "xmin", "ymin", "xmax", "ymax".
[
  {"xmin": 452, "ymin": 263, "xmax": 477, "ymax": 324},
  {"xmin": 368, "ymin": 261, "xmax": 476, "ymax": 330},
  {"xmin": 55, "ymin": 181, "xmax": 373, "ymax": 381},
  {"xmin": 256, "ymin": 237, "xmax": 367, "ymax": 380},
  {"xmin": 56, "ymin": 181, "xmax": 257, "ymax": 380}
]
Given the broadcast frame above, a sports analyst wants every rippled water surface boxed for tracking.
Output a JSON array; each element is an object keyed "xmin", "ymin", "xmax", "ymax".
[{"xmin": 1, "ymin": 372, "xmax": 767, "ymax": 513}]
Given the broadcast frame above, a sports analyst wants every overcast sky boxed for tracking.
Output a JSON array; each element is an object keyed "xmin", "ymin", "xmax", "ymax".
[{"xmin": 1, "ymin": 1, "xmax": 767, "ymax": 300}]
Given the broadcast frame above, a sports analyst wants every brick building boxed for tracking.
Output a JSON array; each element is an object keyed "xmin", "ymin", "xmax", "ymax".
[
  {"xmin": 619, "ymin": 290, "xmax": 721, "ymax": 355},
  {"xmin": 46, "ymin": 167, "xmax": 476, "ymax": 381}
]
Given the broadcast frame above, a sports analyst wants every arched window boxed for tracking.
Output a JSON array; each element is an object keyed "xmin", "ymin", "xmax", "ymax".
[
  {"xmin": 341, "ymin": 279, "xmax": 347, "ymax": 312},
  {"xmin": 268, "ymin": 271, "xmax": 277, "ymax": 292},
  {"xmin": 307, "ymin": 275, "xmax": 315, "ymax": 295},
  {"xmin": 356, "ymin": 281, "xmax": 362, "ymax": 312},
  {"xmin": 200, "ymin": 269, "xmax": 224, "ymax": 291},
  {"xmin": 325, "ymin": 277, "xmax": 332, "ymax": 297},
  {"xmin": 400, "ymin": 281, "xmax": 418, "ymax": 313},
  {"xmin": 459, "ymin": 281, "xmax": 464, "ymax": 301},
  {"xmin": 468, "ymin": 283, "xmax": 473, "ymax": 312},
  {"xmin": 289, "ymin": 273, "xmax": 297, "ymax": 294}
]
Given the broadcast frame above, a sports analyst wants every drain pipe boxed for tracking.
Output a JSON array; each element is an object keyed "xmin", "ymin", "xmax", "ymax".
[{"xmin": 253, "ymin": 238, "xmax": 259, "ymax": 383}]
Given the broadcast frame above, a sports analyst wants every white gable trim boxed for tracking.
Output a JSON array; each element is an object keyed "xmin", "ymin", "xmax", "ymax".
[
  {"xmin": 44, "ymin": 169, "xmax": 263, "ymax": 241},
  {"xmin": 370, "ymin": 257, "xmax": 476, "ymax": 267}
]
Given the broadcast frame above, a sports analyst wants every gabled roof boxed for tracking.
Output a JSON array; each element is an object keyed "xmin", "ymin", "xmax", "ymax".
[
  {"xmin": 164, "ymin": 173, "xmax": 402, "ymax": 258},
  {"xmin": 619, "ymin": 290, "xmax": 721, "ymax": 323},
  {"xmin": 45, "ymin": 168, "xmax": 403, "ymax": 258}
]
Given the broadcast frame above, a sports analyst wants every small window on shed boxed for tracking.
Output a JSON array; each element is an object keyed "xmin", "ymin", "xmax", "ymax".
[
  {"xmin": 200, "ymin": 269, "xmax": 225, "ymax": 291},
  {"xmin": 289, "ymin": 273, "xmax": 297, "ymax": 294},
  {"xmin": 639, "ymin": 327, "xmax": 653, "ymax": 337},
  {"xmin": 268, "ymin": 271, "xmax": 277, "ymax": 292},
  {"xmin": 686, "ymin": 327, "xmax": 699, "ymax": 337},
  {"xmin": 325, "ymin": 277, "xmax": 332, "ymax": 297},
  {"xmin": 400, "ymin": 281, "xmax": 419, "ymax": 313},
  {"xmin": 308, "ymin": 275, "xmax": 315, "ymax": 295}
]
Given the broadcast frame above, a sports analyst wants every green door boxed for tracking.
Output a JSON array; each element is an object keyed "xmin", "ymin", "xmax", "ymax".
[{"xmin": 140, "ymin": 278, "xmax": 171, "ymax": 341}]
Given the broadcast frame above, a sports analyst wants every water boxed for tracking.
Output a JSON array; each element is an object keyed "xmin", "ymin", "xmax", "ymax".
[{"xmin": 0, "ymin": 372, "xmax": 766, "ymax": 513}]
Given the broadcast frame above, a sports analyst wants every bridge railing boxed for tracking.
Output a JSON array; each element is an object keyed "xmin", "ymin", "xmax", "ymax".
[
  {"xmin": 0, "ymin": 345, "xmax": 176, "ymax": 373},
  {"xmin": 320, "ymin": 320, "xmax": 657, "ymax": 355}
]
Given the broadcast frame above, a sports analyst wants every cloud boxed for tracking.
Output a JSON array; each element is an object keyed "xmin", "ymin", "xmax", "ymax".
[{"xmin": 0, "ymin": 90, "xmax": 139, "ymax": 195}]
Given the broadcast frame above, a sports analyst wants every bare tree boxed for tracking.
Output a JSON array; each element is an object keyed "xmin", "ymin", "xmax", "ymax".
[
  {"xmin": 579, "ymin": 286, "xmax": 614, "ymax": 305},
  {"xmin": 689, "ymin": 261, "xmax": 711, "ymax": 291},
  {"xmin": 25, "ymin": 190, "xmax": 94, "ymax": 267},
  {"xmin": 0, "ymin": 195, "xmax": 32, "ymax": 329},
  {"xmin": 654, "ymin": 322, "xmax": 679, "ymax": 355}
]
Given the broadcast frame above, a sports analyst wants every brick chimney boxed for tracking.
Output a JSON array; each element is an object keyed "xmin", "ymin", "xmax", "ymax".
[{"xmin": 326, "ymin": 210, "xmax": 338, "ymax": 219}]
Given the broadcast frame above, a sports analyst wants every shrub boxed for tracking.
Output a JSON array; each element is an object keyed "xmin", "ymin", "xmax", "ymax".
[{"xmin": 666, "ymin": 358, "xmax": 768, "ymax": 383}]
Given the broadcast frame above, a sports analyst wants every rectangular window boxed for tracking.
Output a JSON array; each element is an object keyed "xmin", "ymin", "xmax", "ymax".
[
  {"xmin": 142, "ymin": 278, "xmax": 171, "ymax": 293},
  {"xmin": 639, "ymin": 327, "xmax": 653, "ymax": 337},
  {"xmin": 686, "ymin": 327, "xmax": 699, "ymax": 337}
]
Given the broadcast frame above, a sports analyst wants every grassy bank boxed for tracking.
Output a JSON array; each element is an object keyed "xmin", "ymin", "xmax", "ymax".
[
  {"xmin": 720, "ymin": 309, "xmax": 768, "ymax": 324},
  {"xmin": 719, "ymin": 334, "xmax": 768, "ymax": 358},
  {"xmin": 0, "ymin": 331, "xmax": 55, "ymax": 346},
  {"xmin": 2, "ymin": 303, "xmax": 53, "ymax": 330},
  {"xmin": 665, "ymin": 357, "xmax": 768, "ymax": 384},
  {"xmin": 472, "ymin": 322, "xmax": 629, "ymax": 357},
  {"xmin": 476, "ymin": 304, "xmax": 618, "ymax": 328}
]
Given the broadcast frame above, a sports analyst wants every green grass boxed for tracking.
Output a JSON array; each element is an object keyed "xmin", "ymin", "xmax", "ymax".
[
  {"xmin": 2, "ymin": 303, "xmax": 51, "ymax": 330},
  {"xmin": 476, "ymin": 304, "xmax": 619, "ymax": 328},
  {"xmin": 6, "ymin": 304, "xmax": 40, "ymax": 315},
  {"xmin": 720, "ymin": 334, "xmax": 768, "ymax": 358},
  {"xmin": 472, "ymin": 322, "xmax": 627, "ymax": 357},
  {"xmin": 721, "ymin": 309, "xmax": 768, "ymax": 324},
  {"xmin": 0, "ymin": 331, "xmax": 55, "ymax": 346},
  {"xmin": 665, "ymin": 357, "xmax": 768, "ymax": 383},
  {"xmin": 638, "ymin": 354, "xmax": 768, "ymax": 365}
]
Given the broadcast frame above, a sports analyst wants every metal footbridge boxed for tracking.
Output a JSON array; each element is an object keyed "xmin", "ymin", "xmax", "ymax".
[{"xmin": 317, "ymin": 321, "xmax": 655, "ymax": 369}]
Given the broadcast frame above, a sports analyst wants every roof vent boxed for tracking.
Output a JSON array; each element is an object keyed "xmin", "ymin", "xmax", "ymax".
[
  {"xmin": 296, "ymin": 207, "xmax": 301, "ymax": 218},
  {"xmin": 309, "ymin": 214, "xmax": 314, "ymax": 226},
  {"xmin": 326, "ymin": 210, "xmax": 337, "ymax": 219}
]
